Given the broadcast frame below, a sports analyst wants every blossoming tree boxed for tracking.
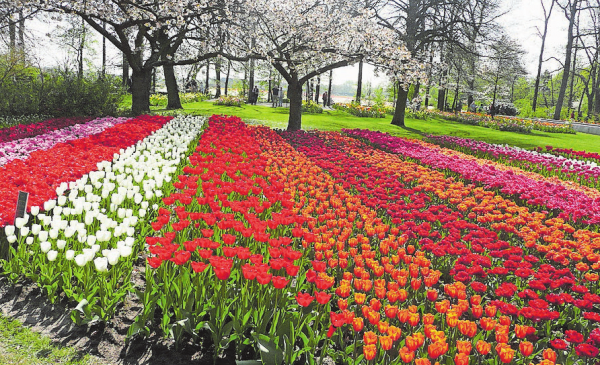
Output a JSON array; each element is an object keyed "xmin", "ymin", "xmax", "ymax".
[
  {"xmin": 234, "ymin": 0, "xmax": 425, "ymax": 131},
  {"xmin": 23, "ymin": 0, "xmax": 233, "ymax": 113}
]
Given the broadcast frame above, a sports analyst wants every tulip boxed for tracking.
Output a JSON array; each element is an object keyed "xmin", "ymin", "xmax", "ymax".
[
  {"xmin": 94, "ymin": 257, "xmax": 109, "ymax": 272},
  {"xmin": 75, "ymin": 254, "xmax": 87, "ymax": 267},
  {"xmin": 65, "ymin": 250, "xmax": 75, "ymax": 260},
  {"xmin": 47, "ymin": 250, "xmax": 58, "ymax": 261}
]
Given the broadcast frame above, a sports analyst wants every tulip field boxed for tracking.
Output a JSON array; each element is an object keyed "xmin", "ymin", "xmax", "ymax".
[{"xmin": 1, "ymin": 115, "xmax": 600, "ymax": 365}]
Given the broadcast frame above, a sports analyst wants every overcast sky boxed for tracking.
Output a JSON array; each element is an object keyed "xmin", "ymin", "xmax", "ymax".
[{"xmin": 27, "ymin": 0, "xmax": 572, "ymax": 86}]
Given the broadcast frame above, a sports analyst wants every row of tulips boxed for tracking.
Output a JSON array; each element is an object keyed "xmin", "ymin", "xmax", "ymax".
[
  {"xmin": 0, "ymin": 115, "xmax": 171, "ymax": 227},
  {"xmin": 536, "ymin": 146, "xmax": 600, "ymax": 164},
  {"xmin": 425, "ymin": 135, "xmax": 600, "ymax": 189},
  {"xmin": 0, "ymin": 116, "xmax": 131, "ymax": 167},
  {"xmin": 280, "ymin": 129, "xmax": 600, "ymax": 364},
  {"xmin": 0, "ymin": 116, "xmax": 93, "ymax": 143},
  {"xmin": 139, "ymin": 116, "xmax": 600, "ymax": 364},
  {"xmin": 344, "ymin": 129, "xmax": 600, "ymax": 226},
  {"xmin": 1, "ymin": 115, "xmax": 206, "ymax": 324},
  {"xmin": 432, "ymin": 111, "xmax": 575, "ymax": 134}
]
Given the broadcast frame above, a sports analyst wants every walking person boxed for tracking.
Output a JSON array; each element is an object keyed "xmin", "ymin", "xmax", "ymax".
[
  {"xmin": 489, "ymin": 103, "xmax": 496, "ymax": 118},
  {"xmin": 251, "ymin": 86, "xmax": 259, "ymax": 105},
  {"xmin": 272, "ymin": 86, "xmax": 279, "ymax": 107},
  {"xmin": 278, "ymin": 86, "xmax": 283, "ymax": 107},
  {"xmin": 322, "ymin": 91, "xmax": 328, "ymax": 107}
]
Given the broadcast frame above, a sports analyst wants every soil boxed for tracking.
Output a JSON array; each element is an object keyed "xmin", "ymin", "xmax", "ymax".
[{"xmin": 0, "ymin": 265, "xmax": 227, "ymax": 365}]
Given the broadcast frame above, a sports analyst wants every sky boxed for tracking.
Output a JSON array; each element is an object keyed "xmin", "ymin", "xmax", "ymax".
[{"xmin": 25, "ymin": 0, "xmax": 572, "ymax": 87}]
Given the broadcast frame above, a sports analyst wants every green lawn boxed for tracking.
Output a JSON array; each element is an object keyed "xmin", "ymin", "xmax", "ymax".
[
  {"xmin": 122, "ymin": 97, "xmax": 600, "ymax": 153},
  {"xmin": 0, "ymin": 315, "xmax": 104, "ymax": 365}
]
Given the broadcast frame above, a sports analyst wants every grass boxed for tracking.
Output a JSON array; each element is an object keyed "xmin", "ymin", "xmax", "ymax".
[
  {"xmin": 0, "ymin": 315, "xmax": 104, "ymax": 365},
  {"xmin": 122, "ymin": 96, "xmax": 600, "ymax": 153}
]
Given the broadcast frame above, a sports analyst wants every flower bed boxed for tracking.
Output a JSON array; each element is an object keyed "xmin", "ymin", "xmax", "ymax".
[
  {"xmin": 0, "ymin": 115, "xmax": 171, "ymax": 227},
  {"xmin": 539, "ymin": 146, "xmax": 600, "ymax": 164},
  {"xmin": 0, "ymin": 115, "xmax": 53, "ymax": 129},
  {"xmin": 332, "ymin": 103, "xmax": 390, "ymax": 118},
  {"xmin": 2, "ymin": 116, "xmax": 600, "ymax": 365},
  {"xmin": 2, "ymin": 115, "xmax": 205, "ymax": 323},
  {"xmin": 426, "ymin": 135, "xmax": 600, "ymax": 189},
  {"xmin": 0, "ymin": 116, "xmax": 93, "ymax": 143},
  {"xmin": 433, "ymin": 111, "xmax": 576, "ymax": 134},
  {"xmin": 346, "ymin": 129, "xmax": 600, "ymax": 225},
  {"xmin": 213, "ymin": 95, "xmax": 244, "ymax": 107},
  {"xmin": 0, "ymin": 116, "xmax": 130, "ymax": 166}
]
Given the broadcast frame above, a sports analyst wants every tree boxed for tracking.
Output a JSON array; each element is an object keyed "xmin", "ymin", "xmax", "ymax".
[
  {"xmin": 481, "ymin": 35, "xmax": 526, "ymax": 108},
  {"xmin": 26, "ymin": 0, "xmax": 233, "ymax": 114},
  {"xmin": 235, "ymin": 0, "xmax": 417, "ymax": 131},
  {"xmin": 533, "ymin": 0, "xmax": 555, "ymax": 112}
]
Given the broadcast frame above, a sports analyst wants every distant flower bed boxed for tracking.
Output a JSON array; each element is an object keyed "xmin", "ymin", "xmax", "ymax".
[
  {"xmin": 214, "ymin": 95, "xmax": 244, "ymax": 107},
  {"xmin": 433, "ymin": 111, "xmax": 575, "ymax": 134},
  {"xmin": 150, "ymin": 93, "xmax": 210, "ymax": 106},
  {"xmin": 332, "ymin": 103, "xmax": 391, "ymax": 118},
  {"xmin": 302, "ymin": 100, "xmax": 323, "ymax": 114},
  {"xmin": 0, "ymin": 115, "xmax": 53, "ymax": 129}
]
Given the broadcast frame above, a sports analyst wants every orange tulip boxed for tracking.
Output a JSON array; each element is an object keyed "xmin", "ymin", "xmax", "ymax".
[
  {"xmin": 454, "ymin": 353, "xmax": 469, "ymax": 365},
  {"xmin": 435, "ymin": 300, "xmax": 450, "ymax": 314},
  {"xmin": 427, "ymin": 341, "xmax": 448, "ymax": 359},
  {"xmin": 427, "ymin": 289, "xmax": 439, "ymax": 301},
  {"xmin": 363, "ymin": 344, "xmax": 377, "ymax": 361},
  {"xmin": 519, "ymin": 341, "xmax": 533, "ymax": 357},
  {"xmin": 456, "ymin": 340, "xmax": 472, "ymax": 355},
  {"xmin": 388, "ymin": 326, "xmax": 401, "ymax": 341},
  {"xmin": 352, "ymin": 317, "xmax": 364, "ymax": 332},
  {"xmin": 485, "ymin": 305, "xmax": 497, "ymax": 317},
  {"xmin": 446, "ymin": 311, "xmax": 458, "ymax": 327},
  {"xmin": 496, "ymin": 343, "xmax": 515, "ymax": 364},
  {"xmin": 363, "ymin": 331, "xmax": 377, "ymax": 345},
  {"xmin": 354, "ymin": 292, "xmax": 366, "ymax": 305},
  {"xmin": 406, "ymin": 335, "xmax": 421, "ymax": 351},
  {"xmin": 480, "ymin": 317, "xmax": 496, "ymax": 331},
  {"xmin": 379, "ymin": 335, "xmax": 393, "ymax": 351},
  {"xmin": 399, "ymin": 346, "xmax": 415, "ymax": 363},
  {"xmin": 423, "ymin": 313, "xmax": 435, "ymax": 325},
  {"xmin": 470, "ymin": 295, "xmax": 482, "ymax": 306},
  {"xmin": 499, "ymin": 315, "xmax": 511, "ymax": 326},
  {"xmin": 543, "ymin": 348, "xmax": 557, "ymax": 362},
  {"xmin": 398, "ymin": 309, "xmax": 409, "ymax": 323},
  {"xmin": 476, "ymin": 340, "xmax": 491, "ymax": 355},
  {"xmin": 471, "ymin": 305, "xmax": 483, "ymax": 318},
  {"xmin": 385, "ymin": 305, "xmax": 399, "ymax": 319},
  {"xmin": 377, "ymin": 321, "xmax": 389, "ymax": 334},
  {"xmin": 514, "ymin": 324, "xmax": 529, "ymax": 339},
  {"xmin": 415, "ymin": 359, "xmax": 431, "ymax": 365},
  {"xmin": 408, "ymin": 312, "xmax": 420, "ymax": 326}
]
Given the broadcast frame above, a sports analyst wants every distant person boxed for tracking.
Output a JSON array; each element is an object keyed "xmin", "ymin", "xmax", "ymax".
[
  {"xmin": 489, "ymin": 103, "xmax": 496, "ymax": 118},
  {"xmin": 272, "ymin": 86, "xmax": 279, "ymax": 107},
  {"xmin": 251, "ymin": 86, "xmax": 259, "ymax": 105},
  {"xmin": 278, "ymin": 86, "xmax": 283, "ymax": 107},
  {"xmin": 470, "ymin": 101, "xmax": 476, "ymax": 112},
  {"xmin": 127, "ymin": 77, "xmax": 132, "ymax": 93},
  {"xmin": 322, "ymin": 91, "xmax": 328, "ymax": 107},
  {"xmin": 571, "ymin": 111, "xmax": 575, "ymax": 119}
]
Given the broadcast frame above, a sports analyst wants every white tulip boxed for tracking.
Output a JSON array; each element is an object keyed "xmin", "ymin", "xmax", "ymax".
[
  {"xmin": 63, "ymin": 207, "xmax": 71, "ymax": 216},
  {"xmin": 56, "ymin": 240, "xmax": 66, "ymax": 250},
  {"xmin": 118, "ymin": 245, "xmax": 132, "ymax": 258},
  {"xmin": 38, "ymin": 231, "xmax": 48, "ymax": 242},
  {"xmin": 5, "ymin": 225, "xmax": 15, "ymax": 236},
  {"xmin": 86, "ymin": 235, "xmax": 96, "ymax": 246},
  {"xmin": 44, "ymin": 200, "xmax": 56, "ymax": 211},
  {"xmin": 75, "ymin": 254, "xmax": 87, "ymax": 267},
  {"xmin": 106, "ymin": 250, "xmax": 120, "ymax": 265},
  {"xmin": 47, "ymin": 250, "xmax": 58, "ymax": 261},
  {"xmin": 83, "ymin": 248, "xmax": 95, "ymax": 262},
  {"xmin": 15, "ymin": 217, "xmax": 26, "ymax": 229},
  {"xmin": 65, "ymin": 250, "xmax": 75, "ymax": 260},
  {"xmin": 31, "ymin": 224, "xmax": 41, "ymax": 235},
  {"xmin": 31, "ymin": 206, "xmax": 40, "ymax": 216},
  {"xmin": 7, "ymin": 235, "xmax": 17, "ymax": 243},
  {"xmin": 94, "ymin": 257, "xmax": 108, "ymax": 272},
  {"xmin": 53, "ymin": 206, "xmax": 63, "ymax": 216},
  {"xmin": 125, "ymin": 237, "xmax": 135, "ymax": 247},
  {"xmin": 141, "ymin": 201, "xmax": 149, "ymax": 209},
  {"xmin": 26, "ymin": 237, "xmax": 33, "ymax": 245},
  {"xmin": 64, "ymin": 227, "xmax": 75, "ymax": 238},
  {"xmin": 117, "ymin": 208, "xmax": 126, "ymax": 219},
  {"xmin": 20, "ymin": 227, "xmax": 29, "ymax": 237},
  {"xmin": 49, "ymin": 229, "xmax": 59, "ymax": 239},
  {"xmin": 58, "ymin": 196, "xmax": 67, "ymax": 206},
  {"xmin": 40, "ymin": 241, "xmax": 51, "ymax": 253}
]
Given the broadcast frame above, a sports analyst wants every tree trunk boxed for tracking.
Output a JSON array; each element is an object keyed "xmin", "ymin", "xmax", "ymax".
[
  {"xmin": 533, "ymin": 0, "xmax": 554, "ymax": 112},
  {"xmin": 268, "ymin": 70, "xmax": 272, "ymax": 102},
  {"xmin": 205, "ymin": 60, "xmax": 210, "ymax": 95},
  {"xmin": 131, "ymin": 68, "xmax": 152, "ymax": 114},
  {"xmin": 594, "ymin": 76, "xmax": 600, "ymax": 114},
  {"xmin": 554, "ymin": 0, "xmax": 579, "ymax": 120},
  {"xmin": 391, "ymin": 85, "xmax": 409, "ymax": 127},
  {"xmin": 9, "ymin": 15, "xmax": 16, "ymax": 50},
  {"xmin": 327, "ymin": 70, "xmax": 333, "ymax": 106},
  {"xmin": 122, "ymin": 53, "xmax": 129, "ymax": 86},
  {"xmin": 18, "ymin": 11, "xmax": 24, "ymax": 50},
  {"xmin": 567, "ymin": 38, "xmax": 578, "ymax": 115},
  {"xmin": 287, "ymin": 79, "xmax": 304, "ymax": 131},
  {"xmin": 215, "ymin": 59, "xmax": 221, "ymax": 98},
  {"xmin": 356, "ymin": 60, "xmax": 363, "ymax": 103},
  {"xmin": 102, "ymin": 22, "xmax": 106, "ymax": 76},
  {"xmin": 163, "ymin": 63, "xmax": 182, "ymax": 109},
  {"xmin": 224, "ymin": 61, "xmax": 231, "ymax": 96},
  {"xmin": 315, "ymin": 76, "xmax": 321, "ymax": 103},
  {"xmin": 78, "ymin": 17, "xmax": 85, "ymax": 79}
]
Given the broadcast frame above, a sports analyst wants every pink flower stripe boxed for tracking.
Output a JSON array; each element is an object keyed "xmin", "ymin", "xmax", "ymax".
[
  {"xmin": 0, "ymin": 115, "xmax": 172, "ymax": 227},
  {"xmin": 0, "ymin": 116, "xmax": 93, "ymax": 143},
  {"xmin": 0, "ymin": 116, "xmax": 130, "ymax": 166},
  {"xmin": 344, "ymin": 129, "xmax": 600, "ymax": 225}
]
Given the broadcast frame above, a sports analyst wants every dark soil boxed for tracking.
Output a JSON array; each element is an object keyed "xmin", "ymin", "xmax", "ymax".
[{"xmin": 0, "ymin": 266, "xmax": 228, "ymax": 365}]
